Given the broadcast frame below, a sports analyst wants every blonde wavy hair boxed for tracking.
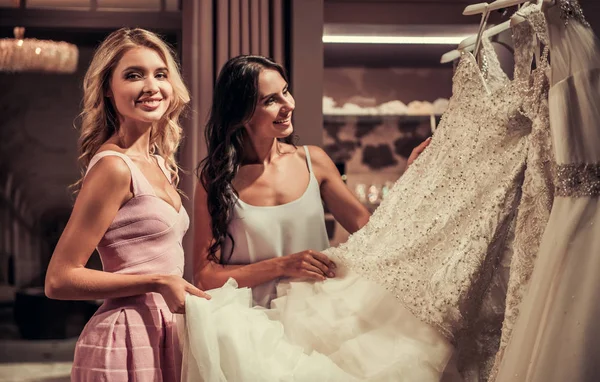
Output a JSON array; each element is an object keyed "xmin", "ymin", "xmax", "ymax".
[{"xmin": 73, "ymin": 28, "xmax": 190, "ymax": 192}]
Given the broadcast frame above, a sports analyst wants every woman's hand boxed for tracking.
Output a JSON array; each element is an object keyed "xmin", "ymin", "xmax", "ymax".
[
  {"xmin": 156, "ymin": 275, "xmax": 211, "ymax": 314},
  {"xmin": 407, "ymin": 137, "xmax": 432, "ymax": 167},
  {"xmin": 279, "ymin": 250, "xmax": 336, "ymax": 281}
]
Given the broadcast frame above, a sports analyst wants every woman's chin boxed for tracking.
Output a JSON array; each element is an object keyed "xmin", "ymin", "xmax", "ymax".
[
  {"xmin": 275, "ymin": 124, "xmax": 294, "ymax": 138},
  {"xmin": 134, "ymin": 113, "xmax": 166, "ymax": 124}
]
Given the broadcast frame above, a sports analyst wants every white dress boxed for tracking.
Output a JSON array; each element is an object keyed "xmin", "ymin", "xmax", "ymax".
[
  {"xmin": 495, "ymin": 1, "xmax": 600, "ymax": 381},
  {"xmin": 488, "ymin": 4, "xmax": 555, "ymax": 380}
]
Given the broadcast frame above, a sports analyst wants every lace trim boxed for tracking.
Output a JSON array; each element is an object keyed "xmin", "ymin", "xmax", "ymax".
[
  {"xmin": 558, "ymin": 0, "xmax": 590, "ymax": 27},
  {"xmin": 516, "ymin": 4, "xmax": 550, "ymax": 45},
  {"xmin": 555, "ymin": 163, "xmax": 600, "ymax": 196}
]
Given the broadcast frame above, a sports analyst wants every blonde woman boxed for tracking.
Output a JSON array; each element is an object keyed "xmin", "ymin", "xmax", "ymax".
[{"xmin": 44, "ymin": 28, "xmax": 209, "ymax": 381}]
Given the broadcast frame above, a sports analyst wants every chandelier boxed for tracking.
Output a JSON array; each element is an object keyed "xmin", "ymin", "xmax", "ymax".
[{"xmin": 0, "ymin": 27, "xmax": 78, "ymax": 73}]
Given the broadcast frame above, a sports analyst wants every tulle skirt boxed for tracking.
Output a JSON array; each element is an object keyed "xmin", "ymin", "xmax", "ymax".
[
  {"xmin": 494, "ymin": 198, "xmax": 600, "ymax": 382},
  {"xmin": 178, "ymin": 261, "xmax": 455, "ymax": 382}
]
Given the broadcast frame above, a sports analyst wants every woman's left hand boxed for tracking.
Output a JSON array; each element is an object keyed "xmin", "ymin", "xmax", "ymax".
[{"xmin": 407, "ymin": 137, "xmax": 432, "ymax": 167}]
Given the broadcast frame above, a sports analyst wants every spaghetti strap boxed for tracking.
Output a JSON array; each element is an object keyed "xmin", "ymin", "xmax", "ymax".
[
  {"xmin": 303, "ymin": 146, "xmax": 314, "ymax": 174},
  {"xmin": 86, "ymin": 150, "xmax": 152, "ymax": 196}
]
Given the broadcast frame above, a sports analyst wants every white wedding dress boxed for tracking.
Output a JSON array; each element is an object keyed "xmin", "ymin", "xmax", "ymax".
[
  {"xmin": 459, "ymin": 5, "xmax": 555, "ymax": 379},
  {"xmin": 494, "ymin": 1, "xmax": 600, "ymax": 381},
  {"xmin": 487, "ymin": 3, "xmax": 555, "ymax": 380}
]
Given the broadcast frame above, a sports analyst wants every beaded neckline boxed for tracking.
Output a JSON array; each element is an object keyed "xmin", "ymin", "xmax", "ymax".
[{"xmin": 556, "ymin": 0, "xmax": 590, "ymax": 27}]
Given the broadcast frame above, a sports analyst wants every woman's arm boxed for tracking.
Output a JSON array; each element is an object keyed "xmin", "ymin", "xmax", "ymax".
[
  {"xmin": 307, "ymin": 146, "xmax": 371, "ymax": 235},
  {"xmin": 45, "ymin": 157, "xmax": 208, "ymax": 312},
  {"xmin": 309, "ymin": 138, "xmax": 431, "ymax": 235},
  {"xmin": 193, "ymin": 182, "xmax": 335, "ymax": 290}
]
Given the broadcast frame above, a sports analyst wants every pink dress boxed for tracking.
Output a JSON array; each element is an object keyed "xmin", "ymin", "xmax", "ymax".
[{"xmin": 71, "ymin": 150, "xmax": 189, "ymax": 381}]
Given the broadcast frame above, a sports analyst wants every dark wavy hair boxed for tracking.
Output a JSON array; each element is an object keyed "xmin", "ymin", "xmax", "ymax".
[{"xmin": 197, "ymin": 55, "xmax": 295, "ymax": 264}]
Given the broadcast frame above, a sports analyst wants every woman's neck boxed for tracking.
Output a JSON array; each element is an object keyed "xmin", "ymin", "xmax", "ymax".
[
  {"xmin": 115, "ymin": 120, "xmax": 154, "ymax": 161},
  {"xmin": 242, "ymin": 137, "xmax": 281, "ymax": 165}
]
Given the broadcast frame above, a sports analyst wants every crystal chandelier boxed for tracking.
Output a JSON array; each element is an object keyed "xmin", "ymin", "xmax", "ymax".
[{"xmin": 0, "ymin": 27, "xmax": 78, "ymax": 73}]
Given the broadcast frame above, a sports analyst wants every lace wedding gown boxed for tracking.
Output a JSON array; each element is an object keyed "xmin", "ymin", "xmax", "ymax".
[
  {"xmin": 178, "ymin": 31, "xmax": 535, "ymax": 382},
  {"xmin": 487, "ymin": 4, "xmax": 555, "ymax": 380},
  {"xmin": 459, "ymin": 6, "xmax": 555, "ymax": 380},
  {"xmin": 494, "ymin": 1, "xmax": 600, "ymax": 381}
]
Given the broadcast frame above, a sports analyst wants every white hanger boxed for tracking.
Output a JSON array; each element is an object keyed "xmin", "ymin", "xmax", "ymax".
[
  {"xmin": 457, "ymin": 20, "xmax": 511, "ymax": 50},
  {"xmin": 442, "ymin": 19, "xmax": 513, "ymax": 64},
  {"xmin": 443, "ymin": 0, "xmax": 552, "ymax": 64},
  {"xmin": 452, "ymin": 1, "xmax": 533, "ymax": 59},
  {"xmin": 441, "ymin": 21, "xmax": 500, "ymax": 64},
  {"xmin": 463, "ymin": 2, "xmax": 489, "ymax": 16},
  {"xmin": 441, "ymin": 2, "xmax": 489, "ymax": 63},
  {"xmin": 462, "ymin": 0, "xmax": 548, "ymax": 48},
  {"xmin": 467, "ymin": 7, "xmax": 492, "ymax": 63},
  {"xmin": 483, "ymin": 0, "xmax": 554, "ymax": 14},
  {"xmin": 465, "ymin": 0, "xmax": 526, "ymax": 15},
  {"xmin": 440, "ymin": 49, "xmax": 467, "ymax": 64}
]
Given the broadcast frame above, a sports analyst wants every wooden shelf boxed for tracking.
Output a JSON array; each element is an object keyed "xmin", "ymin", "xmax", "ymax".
[{"xmin": 323, "ymin": 114, "xmax": 442, "ymax": 124}]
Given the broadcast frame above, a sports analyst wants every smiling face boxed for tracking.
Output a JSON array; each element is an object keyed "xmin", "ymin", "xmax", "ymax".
[
  {"xmin": 107, "ymin": 46, "xmax": 173, "ymax": 125},
  {"xmin": 245, "ymin": 68, "xmax": 295, "ymax": 139}
]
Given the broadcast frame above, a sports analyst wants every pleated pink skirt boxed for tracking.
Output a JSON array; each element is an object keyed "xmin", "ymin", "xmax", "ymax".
[{"xmin": 71, "ymin": 293, "xmax": 180, "ymax": 381}]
